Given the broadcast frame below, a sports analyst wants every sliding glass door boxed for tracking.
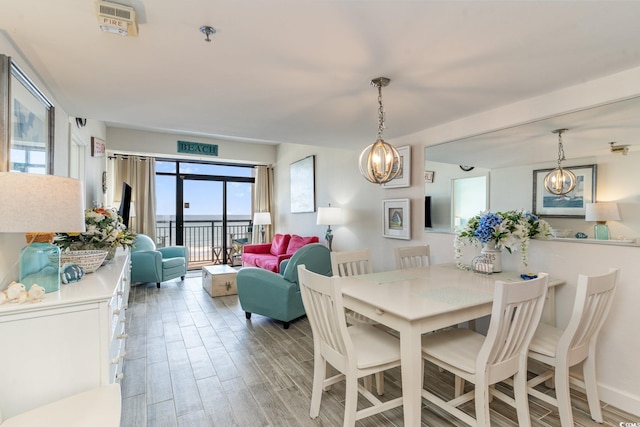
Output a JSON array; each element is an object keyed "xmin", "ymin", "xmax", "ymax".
[{"xmin": 155, "ymin": 160, "xmax": 253, "ymax": 267}]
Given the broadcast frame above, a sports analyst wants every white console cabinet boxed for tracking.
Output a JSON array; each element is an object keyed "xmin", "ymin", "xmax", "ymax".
[{"xmin": 0, "ymin": 249, "xmax": 130, "ymax": 419}]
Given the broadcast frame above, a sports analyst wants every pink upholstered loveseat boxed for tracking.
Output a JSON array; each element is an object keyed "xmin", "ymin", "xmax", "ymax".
[{"xmin": 241, "ymin": 233, "xmax": 319, "ymax": 273}]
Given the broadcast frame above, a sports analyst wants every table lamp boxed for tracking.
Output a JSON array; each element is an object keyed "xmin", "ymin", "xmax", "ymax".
[
  {"xmin": 0, "ymin": 173, "xmax": 85, "ymax": 293},
  {"xmin": 253, "ymin": 212, "xmax": 271, "ymax": 244},
  {"xmin": 585, "ymin": 202, "xmax": 620, "ymax": 240},
  {"xmin": 316, "ymin": 205, "xmax": 344, "ymax": 251}
]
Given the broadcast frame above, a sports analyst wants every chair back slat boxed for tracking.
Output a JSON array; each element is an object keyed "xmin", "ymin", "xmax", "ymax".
[
  {"xmin": 298, "ymin": 265, "xmax": 353, "ymax": 363},
  {"xmin": 331, "ymin": 249, "xmax": 372, "ymax": 277},
  {"xmin": 394, "ymin": 245, "xmax": 430, "ymax": 269},
  {"xmin": 562, "ymin": 268, "xmax": 618, "ymax": 353},
  {"xmin": 479, "ymin": 273, "xmax": 549, "ymax": 375}
]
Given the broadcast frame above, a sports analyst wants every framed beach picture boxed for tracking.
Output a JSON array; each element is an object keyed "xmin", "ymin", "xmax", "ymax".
[
  {"xmin": 532, "ymin": 164, "xmax": 597, "ymax": 217},
  {"xmin": 383, "ymin": 198, "xmax": 411, "ymax": 239},
  {"xmin": 382, "ymin": 145, "xmax": 411, "ymax": 188},
  {"xmin": 290, "ymin": 155, "xmax": 316, "ymax": 213}
]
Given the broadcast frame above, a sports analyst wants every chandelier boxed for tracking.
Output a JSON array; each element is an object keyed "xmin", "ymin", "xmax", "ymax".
[
  {"xmin": 359, "ymin": 77, "xmax": 401, "ymax": 184},
  {"xmin": 544, "ymin": 128, "xmax": 577, "ymax": 196}
]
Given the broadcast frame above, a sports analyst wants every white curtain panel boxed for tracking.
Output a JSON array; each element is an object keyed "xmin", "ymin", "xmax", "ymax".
[
  {"xmin": 110, "ymin": 155, "xmax": 157, "ymax": 239},
  {"xmin": 253, "ymin": 165, "xmax": 274, "ymax": 244}
]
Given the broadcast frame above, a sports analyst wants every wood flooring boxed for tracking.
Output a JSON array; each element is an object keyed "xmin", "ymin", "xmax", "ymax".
[{"xmin": 120, "ymin": 271, "xmax": 636, "ymax": 426}]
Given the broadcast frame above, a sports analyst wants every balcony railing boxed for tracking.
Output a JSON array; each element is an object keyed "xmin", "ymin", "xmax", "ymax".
[{"xmin": 156, "ymin": 219, "xmax": 252, "ymax": 268}]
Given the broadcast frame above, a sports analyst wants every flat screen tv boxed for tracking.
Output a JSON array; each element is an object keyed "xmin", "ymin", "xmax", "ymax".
[
  {"xmin": 425, "ymin": 196, "xmax": 432, "ymax": 228},
  {"xmin": 118, "ymin": 182, "xmax": 132, "ymax": 229}
]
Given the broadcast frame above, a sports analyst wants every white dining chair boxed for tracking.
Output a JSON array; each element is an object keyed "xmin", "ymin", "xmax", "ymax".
[
  {"xmin": 526, "ymin": 268, "xmax": 619, "ymax": 427},
  {"xmin": 420, "ymin": 273, "xmax": 549, "ymax": 426},
  {"xmin": 331, "ymin": 248, "xmax": 372, "ymax": 277},
  {"xmin": 394, "ymin": 245, "xmax": 430, "ymax": 269},
  {"xmin": 330, "ymin": 249, "xmax": 384, "ymax": 393},
  {"xmin": 0, "ymin": 384, "xmax": 121, "ymax": 427},
  {"xmin": 297, "ymin": 265, "xmax": 404, "ymax": 427}
]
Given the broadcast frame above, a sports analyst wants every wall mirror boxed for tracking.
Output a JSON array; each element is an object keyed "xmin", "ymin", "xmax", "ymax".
[
  {"xmin": 0, "ymin": 55, "xmax": 54, "ymax": 173},
  {"xmin": 424, "ymin": 95, "xmax": 640, "ymax": 242}
]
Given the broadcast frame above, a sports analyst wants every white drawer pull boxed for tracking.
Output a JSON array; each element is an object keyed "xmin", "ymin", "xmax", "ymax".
[
  {"xmin": 375, "ymin": 308, "xmax": 385, "ymax": 316},
  {"xmin": 117, "ymin": 333, "xmax": 128, "ymax": 339},
  {"xmin": 112, "ymin": 309, "xmax": 121, "ymax": 316},
  {"xmin": 120, "ymin": 317, "xmax": 126, "ymax": 323},
  {"xmin": 117, "ymin": 291, "xmax": 124, "ymax": 296},
  {"xmin": 111, "ymin": 357, "xmax": 120, "ymax": 365},
  {"xmin": 116, "ymin": 373, "xmax": 124, "ymax": 380}
]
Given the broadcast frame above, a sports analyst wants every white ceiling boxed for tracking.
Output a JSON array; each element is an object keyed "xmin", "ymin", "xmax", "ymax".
[{"xmin": 3, "ymin": 1, "xmax": 640, "ymax": 153}]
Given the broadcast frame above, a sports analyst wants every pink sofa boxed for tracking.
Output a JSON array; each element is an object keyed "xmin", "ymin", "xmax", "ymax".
[{"xmin": 241, "ymin": 233, "xmax": 319, "ymax": 273}]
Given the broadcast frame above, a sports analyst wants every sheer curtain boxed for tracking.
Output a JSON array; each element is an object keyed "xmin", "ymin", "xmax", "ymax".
[
  {"xmin": 253, "ymin": 165, "xmax": 274, "ymax": 243},
  {"xmin": 108, "ymin": 155, "xmax": 157, "ymax": 240}
]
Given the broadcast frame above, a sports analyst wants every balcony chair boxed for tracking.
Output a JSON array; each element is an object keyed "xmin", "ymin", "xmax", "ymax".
[
  {"xmin": 0, "ymin": 384, "xmax": 121, "ymax": 427},
  {"xmin": 297, "ymin": 266, "xmax": 403, "ymax": 427},
  {"xmin": 130, "ymin": 233, "xmax": 188, "ymax": 288},
  {"xmin": 526, "ymin": 268, "xmax": 619, "ymax": 427},
  {"xmin": 420, "ymin": 274, "xmax": 549, "ymax": 426},
  {"xmin": 394, "ymin": 245, "xmax": 430, "ymax": 269},
  {"xmin": 236, "ymin": 243, "xmax": 331, "ymax": 329},
  {"xmin": 330, "ymin": 249, "xmax": 385, "ymax": 394}
]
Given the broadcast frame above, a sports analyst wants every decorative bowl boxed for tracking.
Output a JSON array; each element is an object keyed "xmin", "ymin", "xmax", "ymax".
[{"xmin": 60, "ymin": 250, "xmax": 109, "ymax": 274}]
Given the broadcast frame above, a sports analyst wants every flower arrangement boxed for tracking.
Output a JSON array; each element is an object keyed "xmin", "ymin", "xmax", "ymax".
[
  {"xmin": 55, "ymin": 207, "xmax": 136, "ymax": 251},
  {"xmin": 454, "ymin": 210, "xmax": 551, "ymax": 270}
]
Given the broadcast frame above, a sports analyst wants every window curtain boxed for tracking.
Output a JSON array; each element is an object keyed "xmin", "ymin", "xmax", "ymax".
[
  {"xmin": 108, "ymin": 155, "xmax": 157, "ymax": 240},
  {"xmin": 253, "ymin": 165, "xmax": 274, "ymax": 244}
]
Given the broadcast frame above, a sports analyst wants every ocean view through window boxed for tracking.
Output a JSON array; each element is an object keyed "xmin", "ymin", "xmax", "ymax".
[{"xmin": 155, "ymin": 160, "xmax": 255, "ymax": 267}]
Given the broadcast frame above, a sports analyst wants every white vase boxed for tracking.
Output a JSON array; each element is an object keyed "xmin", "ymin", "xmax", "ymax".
[{"xmin": 481, "ymin": 241, "xmax": 502, "ymax": 273}]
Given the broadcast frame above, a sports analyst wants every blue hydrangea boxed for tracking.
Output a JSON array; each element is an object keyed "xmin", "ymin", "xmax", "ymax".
[{"xmin": 475, "ymin": 212, "xmax": 502, "ymax": 243}]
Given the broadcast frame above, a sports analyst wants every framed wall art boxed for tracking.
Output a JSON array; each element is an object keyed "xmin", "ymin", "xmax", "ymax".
[
  {"xmin": 290, "ymin": 155, "xmax": 316, "ymax": 213},
  {"xmin": 382, "ymin": 145, "xmax": 411, "ymax": 188},
  {"xmin": 0, "ymin": 55, "xmax": 55, "ymax": 173},
  {"xmin": 91, "ymin": 137, "xmax": 106, "ymax": 157},
  {"xmin": 383, "ymin": 198, "xmax": 410, "ymax": 239},
  {"xmin": 424, "ymin": 170, "xmax": 434, "ymax": 183},
  {"xmin": 532, "ymin": 164, "xmax": 597, "ymax": 217}
]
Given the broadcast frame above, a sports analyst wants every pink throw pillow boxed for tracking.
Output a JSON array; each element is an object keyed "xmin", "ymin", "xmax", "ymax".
[
  {"xmin": 286, "ymin": 235, "xmax": 319, "ymax": 254},
  {"xmin": 269, "ymin": 234, "xmax": 291, "ymax": 256}
]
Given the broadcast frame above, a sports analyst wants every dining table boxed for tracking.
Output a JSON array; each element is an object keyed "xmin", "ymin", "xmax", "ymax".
[{"xmin": 339, "ymin": 263, "xmax": 564, "ymax": 426}]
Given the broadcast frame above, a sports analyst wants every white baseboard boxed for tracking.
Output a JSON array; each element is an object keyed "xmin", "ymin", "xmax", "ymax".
[{"xmin": 600, "ymin": 384, "xmax": 640, "ymax": 418}]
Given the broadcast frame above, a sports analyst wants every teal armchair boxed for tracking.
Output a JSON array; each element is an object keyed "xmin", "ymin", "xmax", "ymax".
[
  {"xmin": 237, "ymin": 243, "xmax": 331, "ymax": 329},
  {"xmin": 130, "ymin": 234, "xmax": 188, "ymax": 288}
]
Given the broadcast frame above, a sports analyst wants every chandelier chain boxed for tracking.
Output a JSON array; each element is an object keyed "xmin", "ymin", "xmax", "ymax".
[
  {"xmin": 377, "ymin": 83, "xmax": 385, "ymax": 140},
  {"xmin": 557, "ymin": 130, "xmax": 566, "ymax": 167}
]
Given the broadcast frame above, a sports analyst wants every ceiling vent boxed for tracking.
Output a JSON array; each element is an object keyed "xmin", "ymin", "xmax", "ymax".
[{"xmin": 96, "ymin": 1, "xmax": 138, "ymax": 37}]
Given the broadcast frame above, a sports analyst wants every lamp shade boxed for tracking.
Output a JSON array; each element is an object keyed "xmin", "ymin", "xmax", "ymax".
[
  {"xmin": 0, "ymin": 172, "xmax": 86, "ymax": 232},
  {"xmin": 253, "ymin": 212, "xmax": 271, "ymax": 226},
  {"xmin": 317, "ymin": 206, "xmax": 344, "ymax": 226},
  {"xmin": 585, "ymin": 202, "xmax": 621, "ymax": 222}
]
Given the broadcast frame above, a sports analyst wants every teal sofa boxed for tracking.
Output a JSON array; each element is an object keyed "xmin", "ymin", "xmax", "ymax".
[
  {"xmin": 237, "ymin": 243, "xmax": 332, "ymax": 329},
  {"xmin": 130, "ymin": 234, "xmax": 188, "ymax": 288}
]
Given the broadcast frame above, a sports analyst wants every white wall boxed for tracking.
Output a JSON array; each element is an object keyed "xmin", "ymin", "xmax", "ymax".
[
  {"xmin": 273, "ymin": 142, "xmax": 433, "ymax": 270},
  {"xmin": 106, "ymin": 127, "xmax": 277, "ymax": 166}
]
